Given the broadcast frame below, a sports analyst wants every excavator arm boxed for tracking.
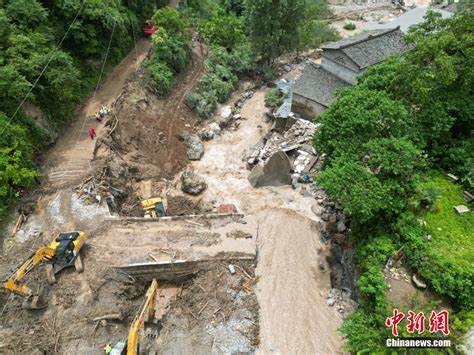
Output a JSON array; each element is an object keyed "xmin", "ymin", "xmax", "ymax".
[
  {"xmin": 127, "ymin": 279, "xmax": 158, "ymax": 355},
  {"xmin": 2, "ymin": 247, "xmax": 55, "ymax": 297}
]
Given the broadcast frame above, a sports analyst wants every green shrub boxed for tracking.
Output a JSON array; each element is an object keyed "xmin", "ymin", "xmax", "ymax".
[
  {"xmin": 264, "ymin": 88, "xmax": 284, "ymax": 112},
  {"xmin": 340, "ymin": 311, "xmax": 386, "ymax": 353},
  {"xmin": 199, "ymin": 72, "xmax": 235, "ymax": 103},
  {"xmin": 343, "ymin": 22, "xmax": 356, "ymax": 31},
  {"xmin": 146, "ymin": 62, "xmax": 176, "ymax": 95},
  {"xmin": 151, "ymin": 28, "xmax": 190, "ymax": 74},
  {"xmin": 199, "ymin": 15, "xmax": 245, "ymax": 50},
  {"xmin": 185, "ymin": 90, "xmax": 218, "ymax": 119},
  {"xmin": 187, "ymin": 44, "xmax": 253, "ymax": 119}
]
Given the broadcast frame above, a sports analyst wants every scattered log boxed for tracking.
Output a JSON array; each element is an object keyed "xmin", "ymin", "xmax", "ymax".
[
  {"xmin": 11, "ymin": 214, "xmax": 25, "ymax": 238},
  {"xmin": 92, "ymin": 313, "xmax": 123, "ymax": 322},
  {"xmin": 148, "ymin": 253, "xmax": 160, "ymax": 262}
]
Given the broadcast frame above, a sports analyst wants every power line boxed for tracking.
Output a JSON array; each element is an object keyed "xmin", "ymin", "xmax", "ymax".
[
  {"xmin": 127, "ymin": 0, "xmax": 139, "ymax": 64},
  {"xmin": 0, "ymin": 0, "xmax": 86, "ymax": 135}
]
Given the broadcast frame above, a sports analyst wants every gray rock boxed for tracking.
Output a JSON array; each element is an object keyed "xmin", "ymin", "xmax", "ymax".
[
  {"xmin": 464, "ymin": 191, "xmax": 474, "ymax": 203},
  {"xmin": 337, "ymin": 221, "xmax": 347, "ymax": 233},
  {"xmin": 326, "ymin": 221, "xmax": 337, "ymax": 234},
  {"xmin": 263, "ymin": 112, "xmax": 273, "ymax": 123},
  {"xmin": 454, "ymin": 205, "xmax": 470, "ymax": 215},
  {"xmin": 412, "ymin": 274, "xmax": 427, "ymax": 289},
  {"xmin": 248, "ymin": 151, "xmax": 292, "ymax": 188},
  {"xmin": 220, "ymin": 105, "xmax": 232, "ymax": 120},
  {"xmin": 283, "ymin": 65, "xmax": 291, "ymax": 72},
  {"xmin": 327, "ymin": 298, "xmax": 335, "ymax": 307},
  {"xmin": 183, "ymin": 134, "xmax": 204, "ymax": 161},
  {"xmin": 447, "ymin": 173, "xmax": 459, "ymax": 182},
  {"xmin": 321, "ymin": 213, "xmax": 330, "ymax": 221},
  {"xmin": 181, "ymin": 171, "xmax": 207, "ymax": 195},
  {"xmin": 323, "ymin": 200, "xmax": 335, "ymax": 208},
  {"xmin": 209, "ymin": 122, "xmax": 221, "ymax": 134}
]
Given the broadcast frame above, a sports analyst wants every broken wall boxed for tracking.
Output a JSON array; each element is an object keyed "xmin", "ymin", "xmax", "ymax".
[{"xmin": 292, "ymin": 94, "xmax": 327, "ymax": 120}]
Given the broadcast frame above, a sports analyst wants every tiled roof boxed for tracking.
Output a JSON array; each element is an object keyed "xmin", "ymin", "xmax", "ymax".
[
  {"xmin": 322, "ymin": 27, "xmax": 412, "ymax": 69},
  {"xmin": 292, "ymin": 63, "xmax": 350, "ymax": 107}
]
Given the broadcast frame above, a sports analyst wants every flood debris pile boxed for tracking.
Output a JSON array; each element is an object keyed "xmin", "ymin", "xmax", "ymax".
[
  {"xmin": 200, "ymin": 88, "xmax": 257, "ymax": 141},
  {"xmin": 166, "ymin": 195, "xmax": 203, "ymax": 216},
  {"xmin": 75, "ymin": 155, "xmax": 139, "ymax": 216},
  {"xmin": 158, "ymin": 259, "xmax": 259, "ymax": 354},
  {"xmin": 245, "ymin": 118, "xmax": 324, "ymax": 188}
]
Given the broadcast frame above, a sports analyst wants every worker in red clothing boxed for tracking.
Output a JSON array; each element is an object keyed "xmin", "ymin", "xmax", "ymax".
[{"xmin": 88, "ymin": 127, "xmax": 96, "ymax": 140}]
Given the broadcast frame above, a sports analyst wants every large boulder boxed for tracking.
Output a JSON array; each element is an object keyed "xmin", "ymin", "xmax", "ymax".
[
  {"xmin": 219, "ymin": 105, "xmax": 232, "ymax": 120},
  {"xmin": 248, "ymin": 151, "xmax": 292, "ymax": 188},
  {"xmin": 183, "ymin": 134, "xmax": 204, "ymax": 161},
  {"xmin": 181, "ymin": 171, "xmax": 207, "ymax": 195}
]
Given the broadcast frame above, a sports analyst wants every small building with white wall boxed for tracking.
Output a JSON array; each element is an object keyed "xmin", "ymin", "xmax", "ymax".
[{"xmin": 292, "ymin": 27, "xmax": 411, "ymax": 119}]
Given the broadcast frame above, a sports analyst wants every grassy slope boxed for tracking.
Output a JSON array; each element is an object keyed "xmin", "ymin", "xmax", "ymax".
[
  {"xmin": 416, "ymin": 174, "xmax": 473, "ymax": 270},
  {"xmin": 411, "ymin": 172, "xmax": 474, "ymax": 308}
]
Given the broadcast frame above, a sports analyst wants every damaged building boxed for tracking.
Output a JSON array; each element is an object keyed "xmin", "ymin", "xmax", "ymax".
[{"xmin": 292, "ymin": 27, "xmax": 411, "ymax": 119}]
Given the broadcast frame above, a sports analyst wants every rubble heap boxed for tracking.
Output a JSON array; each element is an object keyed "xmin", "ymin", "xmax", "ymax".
[{"xmin": 245, "ymin": 118, "xmax": 324, "ymax": 186}]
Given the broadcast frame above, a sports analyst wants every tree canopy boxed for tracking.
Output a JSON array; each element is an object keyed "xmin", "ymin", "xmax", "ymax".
[{"xmin": 244, "ymin": 0, "xmax": 337, "ymax": 64}]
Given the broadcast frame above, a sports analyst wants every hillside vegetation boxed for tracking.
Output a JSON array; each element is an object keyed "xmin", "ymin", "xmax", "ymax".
[
  {"xmin": 0, "ymin": 0, "xmax": 161, "ymax": 220},
  {"xmin": 313, "ymin": 7, "xmax": 473, "ymax": 352}
]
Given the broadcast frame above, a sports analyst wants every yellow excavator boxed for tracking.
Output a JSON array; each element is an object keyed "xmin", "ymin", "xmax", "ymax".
[
  {"xmin": 111, "ymin": 279, "xmax": 160, "ymax": 355},
  {"xmin": 141, "ymin": 198, "xmax": 167, "ymax": 218},
  {"xmin": 2, "ymin": 231, "xmax": 88, "ymax": 309}
]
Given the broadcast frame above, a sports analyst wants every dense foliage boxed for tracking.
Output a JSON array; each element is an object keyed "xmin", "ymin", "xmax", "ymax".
[
  {"xmin": 0, "ymin": 0, "xmax": 162, "ymax": 221},
  {"xmin": 313, "ymin": 9, "xmax": 473, "ymax": 352},
  {"xmin": 145, "ymin": 8, "xmax": 191, "ymax": 94},
  {"xmin": 186, "ymin": 45, "xmax": 254, "ymax": 118},
  {"xmin": 244, "ymin": 0, "xmax": 338, "ymax": 64},
  {"xmin": 185, "ymin": 1, "xmax": 254, "ymax": 119}
]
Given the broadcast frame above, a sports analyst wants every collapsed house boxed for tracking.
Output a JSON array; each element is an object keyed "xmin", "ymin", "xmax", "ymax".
[{"xmin": 292, "ymin": 27, "xmax": 412, "ymax": 119}]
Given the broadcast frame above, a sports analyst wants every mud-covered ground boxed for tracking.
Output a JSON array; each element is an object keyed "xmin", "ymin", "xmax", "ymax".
[{"xmin": 0, "ymin": 2, "xmax": 427, "ymax": 353}]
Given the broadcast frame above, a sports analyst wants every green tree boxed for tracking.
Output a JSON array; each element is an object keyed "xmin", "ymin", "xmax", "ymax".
[
  {"xmin": 314, "ymin": 86, "xmax": 410, "ymax": 160},
  {"xmin": 5, "ymin": 0, "xmax": 48, "ymax": 29},
  {"xmin": 221, "ymin": 0, "xmax": 245, "ymax": 16},
  {"xmin": 153, "ymin": 7, "xmax": 187, "ymax": 36},
  {"xmin": 0, "ymin": 65, "xmax": 31, "ymax": 114},
  {"xmin": 244, "ymin": 0, "xmax": 305, "ymax": 64},
  {"xmin": 297, "ymin": 0, "xmax": 338, "ymax": 53},
  {"xmin": 0, "ymin": 112, "xmax": 39, "ymax": 216},
  {"xmin": 199, "ymin": 15, "xmax": 245, "ymax": 50},
  {"xmin": 146, "ymin": 61, "xmax": 176, "ymax": 95},
  {"xmin": 151, "ymin": 28, "xmax": 190, "ymax": 74}
]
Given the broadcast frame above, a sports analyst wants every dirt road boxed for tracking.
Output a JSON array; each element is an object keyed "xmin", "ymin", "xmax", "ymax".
[{"xmin": 43, "ymin": 39, "xmax": 152, "ymax": 189}]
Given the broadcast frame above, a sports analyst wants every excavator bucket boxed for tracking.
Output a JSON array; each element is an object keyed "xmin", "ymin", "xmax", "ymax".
[{"xmin": 22, "ymin": 289, "xmax": 48, "ymax": 310}]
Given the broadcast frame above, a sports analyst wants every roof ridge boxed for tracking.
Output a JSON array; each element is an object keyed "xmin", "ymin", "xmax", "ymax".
[
  {"xmin": 322, "ymin": 27, "xmax": 401, "ymax": 50},
  {"xmin": 338, "ymin": 26, "xmax": 400, "ymax": 49}
]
